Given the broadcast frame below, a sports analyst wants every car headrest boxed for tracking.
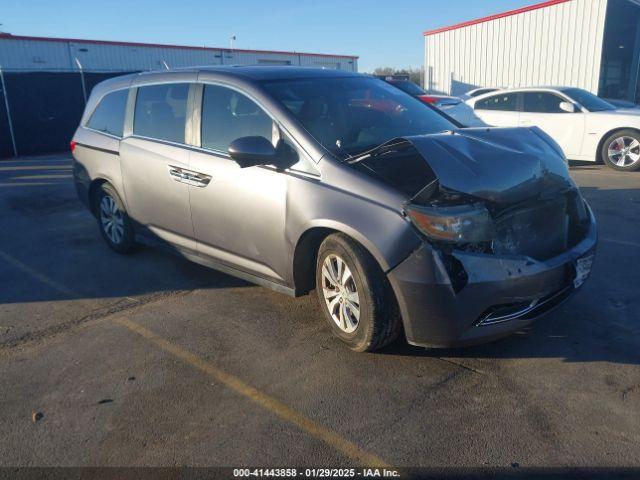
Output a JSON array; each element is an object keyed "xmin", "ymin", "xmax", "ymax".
[{"xmin": 232, "ymin": 94, "xmax": 260, "ymax": 116}]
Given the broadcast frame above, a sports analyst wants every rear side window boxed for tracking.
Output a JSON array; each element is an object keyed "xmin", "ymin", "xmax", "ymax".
[
  {"xmin": 475, "ymin": 93, "xmax": 519, "ymax": 111},
  {"xmin": 523, "ymin": 92, "xmax": 565, "ymax": 113},
  {"xmin": 133, "ymin": 83, "xmax": 189, "ymax": 143},
  {"xmin": 201, "ymin": 85, "xmax": 274, "ymax": 153},
  {"xmin": 87, "ymin": 89, "xmax": 128, "ymax": 137}
]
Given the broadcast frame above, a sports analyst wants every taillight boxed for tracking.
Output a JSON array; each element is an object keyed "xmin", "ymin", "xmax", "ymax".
[
  {"xmin": 418, "ymin": 95, "xmax": 438, "ymax": 104},
  {"xmin": 70, "ymin": 140, "xmax": 77, "ymax": 152}
]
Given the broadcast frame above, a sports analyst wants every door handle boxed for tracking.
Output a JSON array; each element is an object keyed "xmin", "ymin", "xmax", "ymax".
[
  {"xmin": 168, "ymin": 165, "xmax": 211, "ymax": 187},
  {"xmin": 168, "ymin": 166, "xmax": 186, "ymax": 182},
  {"xmin": 186, "ymin": 172, "xmax": 212, "ymax": 188}
]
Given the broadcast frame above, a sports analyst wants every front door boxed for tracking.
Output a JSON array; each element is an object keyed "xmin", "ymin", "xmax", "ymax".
[
  {"xmin": 519, "ymin": 92, "xmax": 585, "ymax": 159},
  {"xmin": 119, "ymin": 81, "xmax": 195, "ymax": 251},
  {"xmin": 188, "ymin": 84, "xmax": 289, "ymax": 283}
]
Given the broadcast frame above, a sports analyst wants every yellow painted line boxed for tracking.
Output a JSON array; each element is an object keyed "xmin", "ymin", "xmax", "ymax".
[
  {"xmin": 11, "ymin": 174, "xmax": 73, "ymax": 180},
  {"xmin": 602, "ymin": 237, "xmax": 640, "ymax": 249},
  {"xmin": 1, "ymin": 246, "xmax": 387, "ymax": 465},
  {"xmin": 0, "ymin": 165, "xmax": 71, "ymax": 171},
  {"xmin": 0, "ymin": 182, "xmax": 68, "ymax": 187},
  {"xmin": 10, "ymin": 173, "xmax": 73, "ymax": 180},
  {"xmin": 0, "ymin": 249, "xmax": 78, "ymax": 297},
  {"xmin": 116, "ymin": 316, "xmax": 389, "ymax": 468}
]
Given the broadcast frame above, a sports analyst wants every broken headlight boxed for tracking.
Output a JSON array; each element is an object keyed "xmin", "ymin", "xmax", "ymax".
[{"xmin": 406, "ymin": 203, "xmax": 494, "ymax": 243}]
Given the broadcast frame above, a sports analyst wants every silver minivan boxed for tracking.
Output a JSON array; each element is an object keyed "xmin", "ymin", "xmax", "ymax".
[{"xmin": 72, "ymin": 67, "xmax": 597, "ymax": 351}]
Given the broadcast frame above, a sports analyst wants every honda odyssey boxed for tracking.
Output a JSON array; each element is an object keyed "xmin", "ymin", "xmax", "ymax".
[{"xmin": 72, "ymin": 67, "xmax": 597, "ymax": 351}]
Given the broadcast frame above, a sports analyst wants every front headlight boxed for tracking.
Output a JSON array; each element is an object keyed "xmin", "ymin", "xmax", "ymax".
[{"xmin": 406, "ymin": 203, "xmax": 494, "ymax": 243}]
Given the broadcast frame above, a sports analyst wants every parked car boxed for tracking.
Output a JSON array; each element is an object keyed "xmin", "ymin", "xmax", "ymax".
[
  {"xmin": 383, "ymin": 79, "xmax": 485, "ymax": 126},
  {"xmin": 466, "ymin": 87, "xmax": 640, "ymax": 171},
  {"xmin": 72, "ymin": 67, "xmax": 596, "ymax": 351},
  {"xmin": 465, "ymin": 87, "xmax": 501, "ymax": 98}
]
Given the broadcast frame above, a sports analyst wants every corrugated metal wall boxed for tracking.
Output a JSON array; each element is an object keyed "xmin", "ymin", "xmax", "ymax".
[
  {"xmin": 424, "ymin": 0, "xmax": 608, "ymax": 95},
  {"xmin": 0, "ymin": 36, "xmax": 358, "ymax": 72}
]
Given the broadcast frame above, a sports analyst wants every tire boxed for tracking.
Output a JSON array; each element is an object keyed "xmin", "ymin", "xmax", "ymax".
[
  {"xmin": 93, "ymin": 183, "xmax": 136, "ymax": 254},
  {"xmin": 315, "ymin": 233, "xmax": 402, "ymax": 352},
  {"xmin": 601, "ymin": 129, "xmax": 640, "ymax": 171}
]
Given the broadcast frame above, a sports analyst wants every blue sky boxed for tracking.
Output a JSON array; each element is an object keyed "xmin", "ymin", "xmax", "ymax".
[{"xmin": 3, "ymin": 0, "xmax": 537, "ymax": 72}]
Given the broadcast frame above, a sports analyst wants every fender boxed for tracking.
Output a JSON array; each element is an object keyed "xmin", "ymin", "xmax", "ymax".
[{"xmin": 285, "ymin": 161, "xmax": 422, "ymax": 286}]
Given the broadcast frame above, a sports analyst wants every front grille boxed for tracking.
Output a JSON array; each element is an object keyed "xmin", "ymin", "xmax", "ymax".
[
  {"xmin": 492, "ymin": 196, "xmax": 569, "ymax": 261},
  {"xmin": 451, "ymin": 193, "xmax": 589, "ymax": 260}
]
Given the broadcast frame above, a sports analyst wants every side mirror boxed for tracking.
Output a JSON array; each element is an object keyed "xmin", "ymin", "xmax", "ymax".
[
  {"xmin": 559, "ymin": 101, "xmax": 576, "ymax": 113},
  {"xmin": 228, "ymin": 136, "xmax": 277, "ymax": 168}
]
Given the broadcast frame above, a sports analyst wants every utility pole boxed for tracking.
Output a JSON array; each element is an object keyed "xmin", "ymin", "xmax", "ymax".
[
  {"xmin": 0, "ymin": 64, "xmax": 18, "ymax": 157},
  {"xmin": 75, "ymin": 57, "xmax": 87, "ymax": 104}
]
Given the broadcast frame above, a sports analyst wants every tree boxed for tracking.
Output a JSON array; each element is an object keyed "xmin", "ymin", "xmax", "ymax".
[{"xmin": 372, "ymin": 67, "xmax": 395, "ymax": 77}]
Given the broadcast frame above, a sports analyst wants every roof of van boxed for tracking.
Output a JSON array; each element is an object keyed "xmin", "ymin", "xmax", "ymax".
[{"xmin": 139, "ymin": 65, "xmax": 362, "ymax": 81}]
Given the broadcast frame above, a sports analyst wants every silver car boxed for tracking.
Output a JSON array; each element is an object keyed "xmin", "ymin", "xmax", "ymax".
[{"xmin": 72, "ymin": 67, "xmax": 597, "ymax": 351}]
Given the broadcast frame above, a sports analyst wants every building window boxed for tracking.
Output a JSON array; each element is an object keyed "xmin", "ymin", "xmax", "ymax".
[
  {"xmin": 598, "ymin": 0, "xmax": 640, "ymax": 101},
  {"xmin": 313, "ymin": 61, "xmax": 340, "ymax": 70},
  {"xmin": 257, "ymin": 59, "xmax": 291, "ymax": 65}
]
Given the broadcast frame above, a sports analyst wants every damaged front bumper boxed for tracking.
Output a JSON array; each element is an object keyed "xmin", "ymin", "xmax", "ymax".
[{"xmin": 387, "ymin": 205, "xmax": 597, "ymax": 348}]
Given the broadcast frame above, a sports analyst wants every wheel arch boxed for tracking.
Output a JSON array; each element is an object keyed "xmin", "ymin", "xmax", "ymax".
[
  {"xmin": 291, "ymin": 221, "xmax": 397, "ymax": 296},
  {"xmin": 88, "ymin": 177, "xmax": 126, "ymax": 217},
  {"xmin": 596, "ymin": 127, "xmax": 640, "ymax": 163},
  {"xmin": 88, "ymin": 178, "xmax": 109, "ymax": 217}
]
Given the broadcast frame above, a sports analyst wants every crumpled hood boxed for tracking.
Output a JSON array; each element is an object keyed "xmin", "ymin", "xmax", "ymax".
[{"xmin": 402, "ymin": 127, "xmax": 574, "ymax": 205}]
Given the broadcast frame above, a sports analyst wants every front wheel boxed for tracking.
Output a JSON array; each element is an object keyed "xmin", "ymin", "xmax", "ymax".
[
  {"xmin": 315, "ymin": 233, "xmax": 401, "ymax": 352},
  {"xmin": 602, "ymin": 130, "xmax": 640, "ymax": 171}
]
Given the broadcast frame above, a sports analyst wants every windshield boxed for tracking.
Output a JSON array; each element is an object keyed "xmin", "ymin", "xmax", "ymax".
[
  {"xmin": 562, "ymin": 88, "xmax": 616, "ymax": 112},
  {"xmin": 262, "ymin": 76, "xmax": 456, "ymax": 157},
  {"xmin": 389, "ymin": 81, "xmax": 426, "ymax": 96}
]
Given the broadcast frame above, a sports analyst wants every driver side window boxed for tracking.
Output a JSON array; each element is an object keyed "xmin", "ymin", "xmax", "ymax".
[
  {"xmin": 522, "ymin": 92, "xmax": 566, "ymax": 113},
  {"xmin": 201, "ymin": 85, "xmax": 274, "ymax": 153}
]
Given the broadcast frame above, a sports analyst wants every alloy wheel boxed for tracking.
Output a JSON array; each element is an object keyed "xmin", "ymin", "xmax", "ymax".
[
  {"xmin": 321, "ymin": 254, "xmax": 360, "ymax": 333},
  {"xmin": 99, "ymin": 195, "xmax": 125, "ymax": 244},
  {"xmin": 608, "ymin": 136, "xmax": 640, "ymax": 167}
]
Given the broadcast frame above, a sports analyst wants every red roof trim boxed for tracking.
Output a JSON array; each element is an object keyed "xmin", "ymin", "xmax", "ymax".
[
  {"xmin": 0, "ymin": 33, "xmax": 358, "ymax": 60},
  {"xmin": 423, "ymin": 0, "xmax": 572, "ymax": 36}
]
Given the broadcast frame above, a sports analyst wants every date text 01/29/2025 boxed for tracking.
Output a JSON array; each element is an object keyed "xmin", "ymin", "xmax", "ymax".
[{"xmin": 232, "ymin": 468, "xmax": 401, "ymax": 477}]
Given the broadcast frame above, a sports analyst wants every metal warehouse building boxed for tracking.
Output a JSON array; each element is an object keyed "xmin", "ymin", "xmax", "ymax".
[
  {"xmin": 424, "ymin": 0, "xmax": 640, "ymax": 103},
  {"xmin": 0, "ymin": 34, "xmax": 358, "ymax": 72},
  {"xmin": 0, "ymin": 34, "xmax": 358, "ymax": 158}
]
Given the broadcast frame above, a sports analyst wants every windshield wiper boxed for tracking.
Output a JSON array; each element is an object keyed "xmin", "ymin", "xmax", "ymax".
[{"xmin": 346, "ymin": 139, "xmax": 411, "ymax": 165}]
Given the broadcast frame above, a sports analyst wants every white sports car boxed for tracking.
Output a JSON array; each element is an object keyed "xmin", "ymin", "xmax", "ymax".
[{"xmin": 466, "ymin": 87, "xmax": 640, "ymax": 172}]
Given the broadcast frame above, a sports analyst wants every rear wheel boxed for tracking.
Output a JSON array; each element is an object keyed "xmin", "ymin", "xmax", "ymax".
[
  {"xmin": 602, "ymin": 130, "xmax": 640, "ymax": 171},
  {"xmin": 315, "ymin": 233, "xmax": 401, "ymax": 352},
  {"xmin": 94, "ymin": 183, "xmax": 136, "ymax": 254}
]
